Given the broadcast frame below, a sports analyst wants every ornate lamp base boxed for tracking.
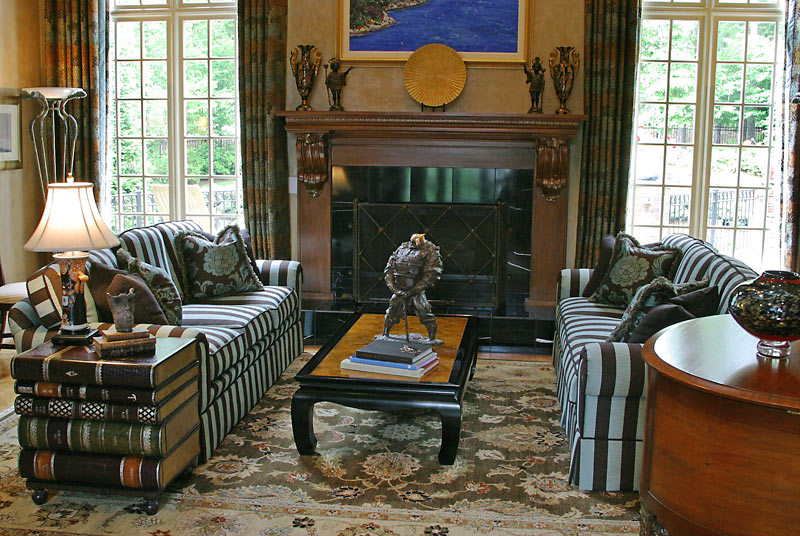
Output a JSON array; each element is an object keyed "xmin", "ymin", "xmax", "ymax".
[{"xmin": 51, "ymin": 251, "xmax": 97, "ymax": 346}]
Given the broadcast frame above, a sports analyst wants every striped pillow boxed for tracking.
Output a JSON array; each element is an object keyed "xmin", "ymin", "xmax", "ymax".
[{"xmin": 25, "ymin": 264, "xmax": 63, "ymax": 329}]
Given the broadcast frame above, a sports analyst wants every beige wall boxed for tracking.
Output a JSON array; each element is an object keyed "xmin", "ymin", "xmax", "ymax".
[
  {"xmin": 286, "ymin": 0, "xmax": 584, "ymax": 266},
  {"xmin": 0, "ymin": 0, "xmax": 44, "ymax": 282}
]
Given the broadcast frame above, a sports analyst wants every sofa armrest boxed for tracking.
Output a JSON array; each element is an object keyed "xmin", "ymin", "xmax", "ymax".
[
  {"xmin": 255, "ymin": 259, "xmax": 302, "ymax": 300},
  {"xmin": 557, "ymin": 268, "xmax": 594, "ymax": 301},
  {"xmin": 579, "ymin": 342, "xmax": 647, "ymax": 398}
]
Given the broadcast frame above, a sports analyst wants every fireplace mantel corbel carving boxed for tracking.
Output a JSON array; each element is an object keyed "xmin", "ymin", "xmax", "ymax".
[
  {"xmin": 296, "ymin": 132, "xmax": 328, "ymax": 198},
  {"xmin": 536, "ymin": 137, "xmax": 570, "ymax": 202},
  {"xmin": 279, "ymin": 110, "xmax": 586, "ymax": 313}
]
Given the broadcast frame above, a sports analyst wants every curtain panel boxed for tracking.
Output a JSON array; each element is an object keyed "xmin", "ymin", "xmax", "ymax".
[
  {"xmin": 576, "ymin": 0, "xmax": 641, "ymax": 267},
  {"xmin": 43, "ymin": 0, "xmax": 108, "ymax": 202},
  {"xmin": 784, "ymin": 0, "xmax": 800, "ymax": 272},
  {"xmin": 237, "ymin": 0, "xmax": 291, "ymax": 260}
]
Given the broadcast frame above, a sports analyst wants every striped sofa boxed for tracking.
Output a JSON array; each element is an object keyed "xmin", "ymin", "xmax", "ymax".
[
  {"xmin": 8, "ymin": 220, "xmax": 303, "ymax": 464},
  {"xmin": 553, "ymin": 234, "xmax": 757, "ymax": 491}
]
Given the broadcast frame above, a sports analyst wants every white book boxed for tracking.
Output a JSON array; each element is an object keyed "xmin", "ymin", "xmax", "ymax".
[{"xmin": 340, "ymin": 357, "xmax": 438, "ymax": 378}]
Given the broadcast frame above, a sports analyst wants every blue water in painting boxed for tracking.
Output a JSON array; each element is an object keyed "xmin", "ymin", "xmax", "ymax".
[{"xmin": 350, "ymin": 0, "xmax": 519, "ymax": 53}]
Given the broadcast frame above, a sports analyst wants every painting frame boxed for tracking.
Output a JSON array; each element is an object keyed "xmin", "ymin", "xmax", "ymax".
[
  {"xmin": 0, "ymin": 91, "xmax": 22, "ymax": 171},
  {"xmin": 336, "ymin": 0, "xmax": 532, "ymax": 64}
]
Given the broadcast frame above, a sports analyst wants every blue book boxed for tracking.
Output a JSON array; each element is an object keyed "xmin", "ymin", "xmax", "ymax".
[{"xmin": 349, "ymin": 353, "xmax": 438, "ymax": 370}]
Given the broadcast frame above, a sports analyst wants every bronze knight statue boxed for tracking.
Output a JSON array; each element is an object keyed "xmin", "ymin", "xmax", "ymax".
[{"xmin": 381, "ymin": 233, "xmax": 443, "ymax": 344}]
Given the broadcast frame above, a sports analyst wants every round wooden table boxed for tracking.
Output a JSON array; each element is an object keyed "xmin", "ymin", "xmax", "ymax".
[{"xmin": 640, "ymin": 315, "xmax": 800, "ymax": 536}]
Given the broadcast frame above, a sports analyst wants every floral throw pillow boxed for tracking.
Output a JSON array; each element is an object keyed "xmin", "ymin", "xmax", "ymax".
[
  {"xmin": 178, "ymin": 225, "xmax": 262, "ymax": 300},
  {"xmin": 588, "ymin": 234, "xmax": 681, "ymax": 307},
  {"xmin": 116, "ymin": 249, "xmax": 183, "ymax": 326}
]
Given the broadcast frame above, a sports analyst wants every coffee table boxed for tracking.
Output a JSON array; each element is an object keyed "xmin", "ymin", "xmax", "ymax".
[{"xmin": 292, "ymin": 313, "xmax": 478, "ymax": 465}]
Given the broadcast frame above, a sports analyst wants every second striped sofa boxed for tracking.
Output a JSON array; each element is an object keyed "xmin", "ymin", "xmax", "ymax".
[
  {"xmin": 8, "ymin": 220, "xmax": 304, "ymax": 464},
  {"xmin": 553, "ymin": 234, "xmax": 757, "ymax": 491}
]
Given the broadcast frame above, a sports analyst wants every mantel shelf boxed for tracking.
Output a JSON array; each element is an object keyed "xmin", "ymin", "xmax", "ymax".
[{"xmin": 278, "ymin": 110, "xmax": 586, "ymax": 140}]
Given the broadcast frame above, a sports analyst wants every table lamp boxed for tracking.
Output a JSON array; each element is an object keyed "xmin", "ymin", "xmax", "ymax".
[{"xmin": 24, "ymin": 177, "xmax": 120, "ymax": 344}]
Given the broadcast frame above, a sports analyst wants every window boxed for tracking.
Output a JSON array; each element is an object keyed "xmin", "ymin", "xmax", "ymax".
[
  {"xmin": 628, "ymin": 0, "xmax": 784, "ymax": 271},
  {"xmin": 107, "ymin": 0, "xmax": 242, "ymax": 234}
]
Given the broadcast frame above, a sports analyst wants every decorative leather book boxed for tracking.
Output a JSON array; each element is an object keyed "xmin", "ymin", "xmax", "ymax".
[
  {"xmin": 14, "ymin": 375, "xmax": 197, "ymax": 425},
  {"xmin": 18, "ymin": 427, "xmax": 200, "ymax": 490},
  {"xmin": 14, "ymin": 363, "xmax": 198, "ymax": 405},
  {"xmin": 18, "ymin": 393, "xmax": 198, "ymax": 457},
  {"xmin": 11, "ymin": 338, "xmax": 196, "ymax": 389},
  {"xmin": 355, "ymin": 340, "xmax": 433, "ymax": 364}
]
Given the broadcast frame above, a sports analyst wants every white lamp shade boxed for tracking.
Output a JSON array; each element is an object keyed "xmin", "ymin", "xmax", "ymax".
[{"xmin": 25, "ymin": 182, "xmax": 120, "ymax": 252}]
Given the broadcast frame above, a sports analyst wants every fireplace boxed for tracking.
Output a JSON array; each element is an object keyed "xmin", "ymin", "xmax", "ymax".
[
  {"xmin": 330, "ymin": 165, "xmax": 535, "ymax": 314},
  {"xmin": 278, "ymin": 111, "xmax": 585, "ymax": 319}
]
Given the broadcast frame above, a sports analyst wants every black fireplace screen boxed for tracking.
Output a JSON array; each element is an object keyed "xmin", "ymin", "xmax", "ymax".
[{"xmin": 354, "ymin": 202, "xmax": 507, "ymax": 309}]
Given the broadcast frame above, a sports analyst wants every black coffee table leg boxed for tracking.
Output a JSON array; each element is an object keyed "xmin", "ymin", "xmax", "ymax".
[
  {"xmin": 291, "ymin": 389, "xmax": 317, "ymax": 455},
  {"xmin": 437, "ymin": 403, "xmax": 462, "ymax": 465}
]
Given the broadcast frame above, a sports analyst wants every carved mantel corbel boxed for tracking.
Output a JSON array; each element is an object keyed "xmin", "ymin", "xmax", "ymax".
[
  {"xmin": 535, "ymin": 137, "xmax": 570, "ymax": 202},
  {"xmin": 295, "ymin": 132, "xmax": 328, "ymax": 198}
]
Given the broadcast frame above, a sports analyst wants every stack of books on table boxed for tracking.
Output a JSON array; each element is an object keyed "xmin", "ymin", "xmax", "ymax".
[
  {"xmin": 341, "ymin": 339, "xmax": 438, "ymax": 378},
  {"xmin": 10, "ymin": 339, "xmax": 200, "ymax": 491},
  {"xmin": 92, "ymin": 330, "xmax": 157, "ymax": 358}
]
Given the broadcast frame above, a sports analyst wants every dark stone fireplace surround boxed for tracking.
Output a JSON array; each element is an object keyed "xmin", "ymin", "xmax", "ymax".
[{"xmin": 278, "ymin": 111, "xmax": 585, "ymax": 346}]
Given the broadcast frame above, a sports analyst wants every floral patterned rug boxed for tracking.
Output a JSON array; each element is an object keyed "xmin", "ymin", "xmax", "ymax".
[{"xmin": 0, "ymin": 355, "xmax": 640, "ymax": 535}]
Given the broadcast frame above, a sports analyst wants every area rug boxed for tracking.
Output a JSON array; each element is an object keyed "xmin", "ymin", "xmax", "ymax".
[{"xmin": 0, "ymin": 355, "xmax": 640, "ymax": 535}]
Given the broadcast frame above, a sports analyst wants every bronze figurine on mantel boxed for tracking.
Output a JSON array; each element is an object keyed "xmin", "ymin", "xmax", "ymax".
[
  {"xmin": 549, "ymin": 46, "xmax": 580, "ymax": 114},
  {"xmin": 290, "ymin": 44, "xmax": 322, "ymax": 111},
  {"xmin": 324, "ymin": 58, "xmax": 353, "ymax": 111},
  {"xmin": 523, "ymin": 57, "xmax": 545, "ymax": 113}
]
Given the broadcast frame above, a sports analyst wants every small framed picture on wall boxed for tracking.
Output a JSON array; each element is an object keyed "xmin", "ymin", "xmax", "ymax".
[{"xmin": 0, "ymin": 92, "xmax": 22, "ymax": 171}]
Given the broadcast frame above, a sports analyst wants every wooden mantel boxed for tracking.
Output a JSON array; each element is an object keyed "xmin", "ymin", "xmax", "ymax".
[{"xmin": 278, "ymin": 111, "xmax": 586, "ymax": 316}]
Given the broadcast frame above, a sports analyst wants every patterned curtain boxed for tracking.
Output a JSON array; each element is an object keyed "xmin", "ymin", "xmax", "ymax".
[
  {"xmin": 43, "ymin": 0, "xmax": 108, "ymax": 202},
  {"xmin": 575, "ymin": 0, "xmax": 641, "ymax": 267},
  {"xmin": 784, "ymin": 0, "xmax": 800, "ymax": 272},
  {"xmin": 238, "ymin": 0, "xmax": 291, "ymax": 260}
]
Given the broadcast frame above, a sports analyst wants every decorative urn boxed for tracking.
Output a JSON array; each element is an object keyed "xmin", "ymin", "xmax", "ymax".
[{"xmin": 729, "ymin": 270, "xmax": 800, "ymax": 359}]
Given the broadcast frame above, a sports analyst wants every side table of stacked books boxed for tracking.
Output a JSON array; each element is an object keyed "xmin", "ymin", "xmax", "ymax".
[{"xmin": 10, "ymin": 335, "xmax": 199, "ymax": 515}]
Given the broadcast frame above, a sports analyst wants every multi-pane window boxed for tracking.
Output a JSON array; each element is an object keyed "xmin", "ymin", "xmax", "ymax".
[
  {"xmin": 107, "ymin": 0, "xmax": 241, "ymax": 234},
  {"xmin": 628, "ymin": 0, "xmax": 783, "ymax": 271}
]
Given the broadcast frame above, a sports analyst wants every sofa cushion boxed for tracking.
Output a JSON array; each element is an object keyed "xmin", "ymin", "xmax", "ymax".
[
  {"xmin": 117, "ymin": 249, "xmax": 183, "ymax": 326},
  {"xmin": 607, "ymin": 278, "xmax": 709, "ymax": 342},
  {"xmin": 589, "ymin": 235, "xmax": 681, "ymax": 306},
  {"xmin": 627, "ymin": 304, "xmax": 696, "ymax": 344},
  {"xmin": 669, "ymin": 285, "xmax": 720, "ymax": 317},
  {"xmin": 107, "ymin": 274, "xmax": 168, "ymax": 326},
  {"xmin": 25, "ymin": 264, "xmax": 62, "ymax": 330},
  {"xmin": 558, "ymin": 296, "xmax": 626, "ymax": 320},
  {"xmin": 118, "ymin": 224, "xmax": 177, "ymax": 286},
  {"xmin": 582, "ymin": 234, "xmax": 617, "ymax": 298},
  {"xmin": 177, "ymin": 226, "xmax": 262, "ymax": 301}
]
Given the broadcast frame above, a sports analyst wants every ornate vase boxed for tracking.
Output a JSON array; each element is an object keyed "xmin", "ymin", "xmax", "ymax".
[
  {"xmin": 549, "ymin": 46, "xmax": 580, "ymax": 114},
  {"xmin": 290, "ymin": 44, "xmax": 322, "ymax": 111},
  {"xmin": 729, "ymin": 270, "xmax": 800, "ymax": 359}
]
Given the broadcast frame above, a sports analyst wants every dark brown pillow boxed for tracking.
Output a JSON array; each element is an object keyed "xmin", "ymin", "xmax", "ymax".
[
  {"xmin": 627, "ymin": 304, "xmax": 696, "ymax": 344},
  {"xmin": 583, "ymin": 234, "xmax": 617, "ymax": 297},
  {"xmin": 106, "ymin": 273, "xmax": 168, "ymax": 325},
  {"xmin": 116, "ymin": 249, "xmax": 183, "ymax": 326},
  {"xmin": 669, "ymin": 286, "xmax": 720, "ymax": 317},
  {"xmin": 88, "ymin": 262, "xmax": 130, "ymax": 322}
]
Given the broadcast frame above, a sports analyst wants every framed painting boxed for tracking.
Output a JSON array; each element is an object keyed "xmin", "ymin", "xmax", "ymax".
[
  {"xmin": 0, "ymin": 94, "xmax": 22, "ymax": 171},
  {"xmin": 336, "ymin": 0, "xmax": 531, "ymax": 63}
]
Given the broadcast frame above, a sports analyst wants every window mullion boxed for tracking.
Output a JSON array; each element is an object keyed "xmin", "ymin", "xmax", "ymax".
[{"xmin": 170, "ymin": 13, "xmax": 184, "ymax": 221}]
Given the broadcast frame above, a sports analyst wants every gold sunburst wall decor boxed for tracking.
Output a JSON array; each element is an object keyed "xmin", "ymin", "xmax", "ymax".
[{"xmin": 403, "ymin": 44, "xmax": 467, "ymax": 107}]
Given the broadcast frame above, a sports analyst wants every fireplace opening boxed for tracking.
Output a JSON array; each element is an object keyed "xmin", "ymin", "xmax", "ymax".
[{"xmin": 331, "ymin": 165, "xmax": 533, "ymax": 317}]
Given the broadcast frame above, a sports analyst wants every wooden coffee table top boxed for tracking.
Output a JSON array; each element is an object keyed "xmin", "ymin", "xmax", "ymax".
[{"xmin": 297, "ymin": 313, "xmax": 472, "ymax": 385}]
